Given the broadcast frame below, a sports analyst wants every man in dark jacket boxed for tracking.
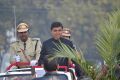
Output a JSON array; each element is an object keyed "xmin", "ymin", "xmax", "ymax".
[
  {"xmin": 33, "ymin": 57, "xmax": 68, "ymax": 80},
  {"xmin": 38, "ymin": 22, "xmax": 74, "ymax": 67}
]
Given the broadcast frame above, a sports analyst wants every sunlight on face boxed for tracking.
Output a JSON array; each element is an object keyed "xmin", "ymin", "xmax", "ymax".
[{"xmin": 51, "ymin": 27, "xmax": 63, "ymax": 40}]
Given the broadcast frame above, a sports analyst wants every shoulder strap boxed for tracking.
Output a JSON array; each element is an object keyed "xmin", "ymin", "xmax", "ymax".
[
  {"xmin": 33, "ymin": 40, "xmax": 39, "ymax": 59},
  {"xmin": 35, "ymin": 40, "xmax": 38, "ymax": 51}
]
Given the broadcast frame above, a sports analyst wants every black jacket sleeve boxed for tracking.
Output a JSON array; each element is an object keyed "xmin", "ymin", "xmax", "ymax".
[{"xmin": 38, "ymin": 42, "xmax": 46, "ymax": 65}]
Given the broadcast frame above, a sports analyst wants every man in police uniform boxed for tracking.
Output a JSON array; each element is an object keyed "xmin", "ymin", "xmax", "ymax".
[{"xmin": 9, "ymin": 22, "xmax": 42, "ymax": 67}]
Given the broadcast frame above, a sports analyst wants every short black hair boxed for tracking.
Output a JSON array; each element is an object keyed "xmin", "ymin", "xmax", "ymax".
[
  {"xmin": 43, "ymin": 56, "xmax": 58, "ymax": 71},
  {"xmin": 51, "ymin": 22, "xmax": 63, "ymax": 30}
]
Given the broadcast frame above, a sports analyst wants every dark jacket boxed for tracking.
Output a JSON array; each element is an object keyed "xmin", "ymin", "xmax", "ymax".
[
  {"xmin": 32, "ymin": 72, "xmax": 68, "ymax": 80},
  {"xmin": 38, "ymin": 38, "xmax": 74, "ymax": 66}
]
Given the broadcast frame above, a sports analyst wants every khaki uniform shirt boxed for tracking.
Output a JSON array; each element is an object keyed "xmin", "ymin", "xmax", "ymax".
[{"xmin": 9, "ymin": 38, "xmax": 42, "ymax": 63}]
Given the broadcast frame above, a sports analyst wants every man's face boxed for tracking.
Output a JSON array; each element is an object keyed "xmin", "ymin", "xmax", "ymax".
[
  {"xmin": 51, "ymin": 27, "xmax": 63, "ymax": 40},
  {"xmin": 17, "ymin": 31, "xmax": 29, "ymax": 42}
]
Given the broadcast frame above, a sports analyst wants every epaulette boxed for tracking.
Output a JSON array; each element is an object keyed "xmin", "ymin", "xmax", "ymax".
[
  {"xmin": 32, "ymin": 38, "xmax": 40, "ymax": 51},
  {"xmin": 11, "ymin": 40, "xmax": 19, "ymax": 44},
  {"xmin": 32, "ymin": 38, "xmax": 40, "ymax": 41}
]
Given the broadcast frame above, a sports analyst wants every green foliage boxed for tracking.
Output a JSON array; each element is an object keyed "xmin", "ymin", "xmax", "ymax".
[
  {"xmin": 96, "ymin": 10, "xmax": 120, "ymax": 79},
  {"xmin": 48, "ymin": 41, "xmax": 97, "ymax": 79}
]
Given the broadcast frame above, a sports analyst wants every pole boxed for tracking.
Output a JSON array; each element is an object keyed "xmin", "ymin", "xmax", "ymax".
[{"xmin": 13, "ymin": 6, "xmax": 17, "ymax": 41}]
